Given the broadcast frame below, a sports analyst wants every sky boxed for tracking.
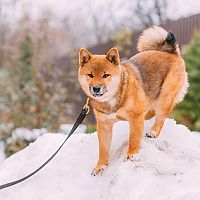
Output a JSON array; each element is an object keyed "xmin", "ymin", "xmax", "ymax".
[
  {"xmin": 6, "ymin": 0, "xmax": 200, "ymax": 22},
  {"xmin": 2, "ymin": 0, "xmax": 200, "ymax": 47},
  {"xmin": 29, "ymin": 0, "xmax": 200, "ymax": 19}
]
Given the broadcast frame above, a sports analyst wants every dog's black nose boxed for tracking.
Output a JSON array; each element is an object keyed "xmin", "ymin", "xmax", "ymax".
[{"xmin": 93, "ymin": 85, "xmax": 101, "ymax": 93}]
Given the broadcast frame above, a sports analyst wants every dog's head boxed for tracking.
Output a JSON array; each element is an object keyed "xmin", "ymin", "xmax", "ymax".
[{"xmin": 78, "ymin": 48, "xmax": 121, "ymax": 102}]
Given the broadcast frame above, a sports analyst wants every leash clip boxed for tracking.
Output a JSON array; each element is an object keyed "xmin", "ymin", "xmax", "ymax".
[{"xmin": 83, "ymin": 97, "xmax": 90, "ymax": 114}]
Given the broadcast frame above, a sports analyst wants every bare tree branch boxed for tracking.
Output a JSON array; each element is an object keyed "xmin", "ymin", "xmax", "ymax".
[{"xmin": 133, "ymin": 0, "xmax": 168, "ymax": 28}]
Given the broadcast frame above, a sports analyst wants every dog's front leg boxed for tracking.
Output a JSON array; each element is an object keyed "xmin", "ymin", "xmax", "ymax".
[
  {"xmin": 91, "ymin": 117, "xmax": 114, "ymax": 176},
  {"xmin": 125, "ymin": 112, "xmax": 144, "ymax": 160}
]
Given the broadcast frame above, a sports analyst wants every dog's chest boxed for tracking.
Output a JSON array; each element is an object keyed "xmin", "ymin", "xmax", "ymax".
[
  {"xmin": 103, "ymin": 98, "xmax": 118, "ymax": 120},
  {"xmin": 106, "ymin": 99, "xmax": 128, "ymax": 121},
  {"xmin": 106, "ymin": 112, "xmax": 117, "ymax": 120},
  {"xmin": 92, "ymin": 97, "xmax": 126, "ymax": 120},
  {"xmin": 107, "ymin": 98, "xmax": 117, "ymax": 108}
]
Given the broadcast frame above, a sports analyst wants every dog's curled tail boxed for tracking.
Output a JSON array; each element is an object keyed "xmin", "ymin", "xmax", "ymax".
[{"xmin": 137, "ymin": 26, "xmax": 179, "ymax": 54}]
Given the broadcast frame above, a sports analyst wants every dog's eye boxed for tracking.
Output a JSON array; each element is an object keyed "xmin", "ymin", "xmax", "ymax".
[
  {"xmin": 103, "ymin": 74, "xmax": 110, "ymax": 78},
  {"xmin": 87, "ymin": 74, "xmax": 94, "ymax": 78}
]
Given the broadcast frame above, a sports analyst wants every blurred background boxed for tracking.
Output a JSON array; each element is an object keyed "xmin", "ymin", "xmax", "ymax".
[{"xmin": 0, "ymin": 0, "xmax": 199, "ymax": 158}]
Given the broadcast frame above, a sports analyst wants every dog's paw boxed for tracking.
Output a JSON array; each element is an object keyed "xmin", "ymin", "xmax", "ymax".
[
  {"xmin": 124, "ymin": 150, "xmax": 139, "ymax": 162},
  {"xmin": 91, "ymin": 164, "xmax": 108, "ymax": 176},
  {"xmin": 124, "ymin": 153, "xmax": 134, "ymax": 162},
  {"xmin": 146, "ymin": 131, "xmax": 158, "ymax": 138}
]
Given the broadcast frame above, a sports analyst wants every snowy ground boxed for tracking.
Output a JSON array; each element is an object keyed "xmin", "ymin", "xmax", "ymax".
[
  {"xmin": 0, "ymin": 141, "xmax": 5, "ymax": 162},
  {"xmin": 0, "ymin": 118, "xmax": 200, "ymax": 200},
  {"xmin": 0, "ymin": 123, "xmax": 86, "ymax": 161}
]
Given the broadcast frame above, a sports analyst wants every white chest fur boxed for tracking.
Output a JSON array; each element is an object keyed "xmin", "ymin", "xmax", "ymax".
[
  {"xmin": 107, "ymin": 113, "xmax": 117, "ymax": 120},
  {"xmin": 107, "ymin": 98, "xmax": 117, "ymax": 107}
]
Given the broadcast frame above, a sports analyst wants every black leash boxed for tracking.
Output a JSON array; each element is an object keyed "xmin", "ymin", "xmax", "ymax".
[{"xmin": 0, "ymin": 98, "xmax": 90, "ymax": 190}]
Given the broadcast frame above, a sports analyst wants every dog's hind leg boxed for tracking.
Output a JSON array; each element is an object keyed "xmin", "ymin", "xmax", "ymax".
[
  {"xmin": 144, "ymin": 109, "xmax": 155, "ymax": 120},
  {"xmin": 146, "ymin": 67, "xmax": 184, "ymax": 138},
  {"xmin": 146, "ymin": 97, "xmax": 175, "ymax": 138},
  {"xmin": 125, "ymin": 112, "xmax": 144, "ymax": 160}
]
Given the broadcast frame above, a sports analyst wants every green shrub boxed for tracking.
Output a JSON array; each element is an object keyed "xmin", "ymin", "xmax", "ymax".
[{"xmin": 172, "ymin": 32, "xmax": 200, "ymax": 131}]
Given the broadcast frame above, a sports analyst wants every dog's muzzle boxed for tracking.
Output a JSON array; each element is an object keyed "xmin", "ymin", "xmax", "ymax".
[{"xmin": 90, "ymin": 85, "xmax": 106, "ymax": 97}]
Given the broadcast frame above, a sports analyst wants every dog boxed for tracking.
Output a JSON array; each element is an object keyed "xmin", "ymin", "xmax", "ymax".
[{"xmin": 78, "ymin": 26, "xmax": 189, "ymax": 175}]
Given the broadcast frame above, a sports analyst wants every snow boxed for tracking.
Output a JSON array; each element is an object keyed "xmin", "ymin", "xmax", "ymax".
[
  {"xmin": 59, "ymin": 124, "xmax": 86, "ymax": 134},
  {"xmin": 0, "ymin": 118, "xmax": 200, "ymax": 200},
  {"xmin": 0, "ymin": 141, "xmax": 5, "ymax": 162},
  {"xmin": 11, "ymin": 127, "xmax": 48, "ymax": 141}
]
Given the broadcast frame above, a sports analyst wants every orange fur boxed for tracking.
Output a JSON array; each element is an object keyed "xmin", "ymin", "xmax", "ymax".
[{"xmin": 78, "ymin": 27, "xmax": 189, "ymax": 175}]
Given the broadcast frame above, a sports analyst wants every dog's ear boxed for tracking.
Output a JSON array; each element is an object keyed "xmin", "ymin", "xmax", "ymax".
[
  {"xmin": 106, "ymin": 47, "xmax": 120, "ymax": 65},
  {"xmin": 79, "ymin": 48, "xmax": 92, "ymax": 67}
]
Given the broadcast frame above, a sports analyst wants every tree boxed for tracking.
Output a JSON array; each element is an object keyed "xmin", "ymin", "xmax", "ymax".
[
  {"xmin": 0, "ymin": 34, "xmax": 70, "ymax": 156},
  {"xmin": 12, "ymin": 35, "xmax": 69, "ymax": 130},
  {"xmin": 113, "ymin": 27, "xmax": 133, "ymax": 59},
  {"xmin": 0, "ymin": 0, "xmax": 19, "ymax": 66},
  {"xmin": 132, "ymin": 0, "xmax": 168, "ymax": 28},
  {"xmin": 73, "ymin": 0, "xmax": 126, "ymax": 45},
  {"xmin": 172, "ymin": 32, "xmax": 200, "ymax": 131}
]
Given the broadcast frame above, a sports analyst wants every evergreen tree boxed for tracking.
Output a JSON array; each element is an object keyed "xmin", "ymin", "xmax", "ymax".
[
  {"xmin": 18, "ymin": 36, "xmax": 34, "ymax": 86},
  {"xmin": 0, "ymin": 35, "xmax": 69, "ymax": 156},
  {"xmin": 10, "ymin": 36, "xmax": 37, "ymax": 128},
  {"xmin": 5, "ymin": 35, "xmax": 69, "ymax": 131},
  {"xmin": 172, "ymin": 32, "xmax": 200, "ymax": 131}
]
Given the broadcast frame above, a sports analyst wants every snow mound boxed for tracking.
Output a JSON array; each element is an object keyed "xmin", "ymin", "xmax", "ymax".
[{"xmin": 0, "ymin": 118, "xmax": 200, "ymax": 200}]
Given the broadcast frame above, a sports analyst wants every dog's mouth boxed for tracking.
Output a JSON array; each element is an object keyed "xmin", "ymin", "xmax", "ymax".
[
  {"xmin": 92, "ymin": 93, "xmax": 104, "ymax": 97},
  {"xmin": 91, "ymin": 90, "xmax": 108, "ymax": 98}
]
